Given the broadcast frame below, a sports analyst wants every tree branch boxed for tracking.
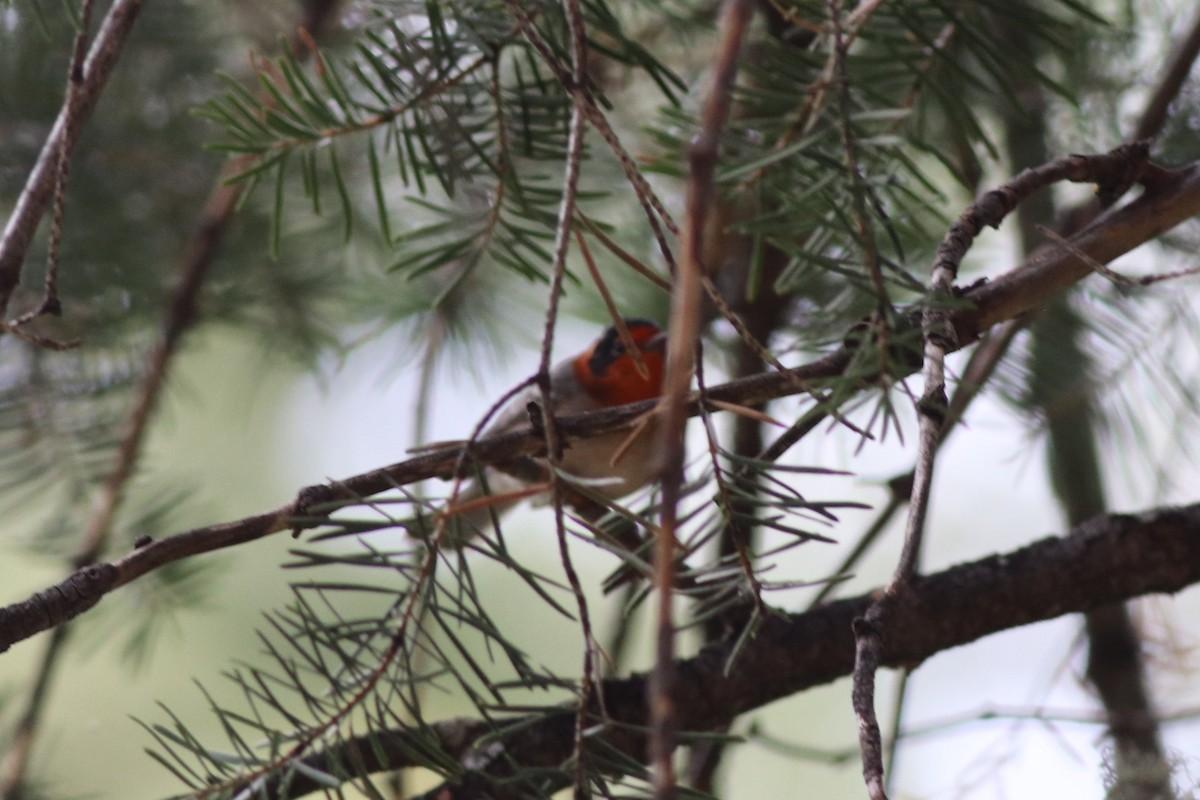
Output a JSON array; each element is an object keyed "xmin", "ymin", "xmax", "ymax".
[
  {"xmin": 253, "ymin": 502, "xmax": 1200, "ymax": 799},
  {"xmin": 655, "ymin": 2, "xmax": 756, "ymax": 797},
  {"xmin": 1132, "ymin": 2, "xmax": 1200, "ymax": 142},
  {"xmin": 0, "ymin": 0, "xmax": 146, "ymax": 318},
  {"xmin": 961, "ymin": 160, "xmax": 1200, "ymax": 336},
  {"xmin": 858, "ymin": 141, "xmax": 1148, "ymax": 798},
  {"xmin": 0, "ymin": 7, "xmax": 343, "ymax": 796},
  {"xmin": 1, "ymin": 154, "xmax": 1198, "ymax": 654}
]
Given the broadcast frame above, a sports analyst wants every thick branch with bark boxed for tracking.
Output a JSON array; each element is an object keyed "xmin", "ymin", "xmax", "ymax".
[
  {"xmin": 1, "ymin": 155, "xmax": 1199, "ymax": 652},
  {"xmin": 252, "ymin": 503, "xmax": 1200, "ymax": 799}
]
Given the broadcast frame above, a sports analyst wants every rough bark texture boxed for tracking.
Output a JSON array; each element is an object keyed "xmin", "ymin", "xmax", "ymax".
[{"xmin": 257, "ymin": 504, "xmax": 1200, "ymax": 799}]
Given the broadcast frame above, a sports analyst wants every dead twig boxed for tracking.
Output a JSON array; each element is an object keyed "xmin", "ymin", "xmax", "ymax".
[
  {"xmin": 0, "ymin": 0, "xmax": 147, "ymax": 320},
  {"xmin": 0, "ymin": 4, "xmax": 342, "ymax": 797},
  {"xmin": 651, "ymin": 3, "xmax": 757, "ymax": 797},
  {"xmin": 849, "ymin": 143, "xmax": 1153, "ymax": 799},
  {"xmin": 268, "ymin": 503, "xmax": 1200, "ymax": 800},
  {"xmin": 1, "ymin": 152, "xmax": 1199, "ymax": 654}
]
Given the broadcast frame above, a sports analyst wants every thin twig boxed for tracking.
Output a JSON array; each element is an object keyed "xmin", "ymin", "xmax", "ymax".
[
  {"xmin": 1132, "ymin": 3, "xmax": 1200, "ymax": 142},
  {"xmin": 695, "ymin": 350, "xmax": 765, "ymax": 608},
  {"xmin": 575, "ymin": 214, "xmax": 672, "ymax": 291},
  {"xmin": 685, "ymin": 306, "xmax": 786, "ymax": 788},
  {"xmin": 1039, "ymin": 226, "xmax": 1200, "ymax": 288},
  {"xmin": 652, "ymin": 3, "xmax": 756, "ymax": 798},
  {"xmin": 829, "ymin": 0, "xmax": 891, "ymax": 359},
  {"xmin": 413, "ymin": 315, "xmax": 447, "ymax": 452},
  {"xmin": 500, "ymin": 1, "xmax": 679, "ymax": 272},
  {"xmin": 0, "ymin": 0, "xmax": 146, "ymax": 320},
  {"xmin": 576, "ymin": 230, "xmax": 653, "ymax": 380},
  {"xmin": 701, "ymin": 274, "xmax": 869, "ymax": 439},
  {"xmin": 537, "ymin": 0, "xmax": 596, "ymax": 794},
  {"xmin": 267, "ymin": 503, "xmax": 1200, "ymax": 800},
  {"xmin": 1, "ymin": 154, "xmax": 1199, "ymax": 653},
  {"xmin": 433, "ymin": 375, "xmax": 540, "ymax": 540},
  {"xmin": 0, "ymin": 5, "xmax": 342, "ymax": 797},
  {"xmin": 7, "ymin": 0, "xmax": 100, "ymax": 330},
  {"xmin": 580, "ymin": 102, "xmax": 680, "ymax": 271}
]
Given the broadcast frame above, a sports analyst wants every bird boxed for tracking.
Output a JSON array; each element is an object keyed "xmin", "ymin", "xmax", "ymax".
[{"xmin": 438, "ymin": 318, "xmax": 667, "ymax": 544}]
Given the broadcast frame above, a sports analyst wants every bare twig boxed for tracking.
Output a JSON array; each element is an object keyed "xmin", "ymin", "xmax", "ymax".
[
  {"xmin": 5, "ymin": 0, "xmax": 99, "ymax": 333},
  {"xmin": 535, "ymin": 0, "xmax": 596, "ymax": 793},
  {"xmin": 499, "ymin": 1, "xmax": 679, "ymax": 271},
  {"xmin": 579, "ymin": 103, "xmax": 679, "ymax": 271},
  {"xmin": 1, "ymin": 152, "xmax": 1199, "ymax": 654},
  {"xmin": 694, "ymin": 351, "xmax": 765, "ymax": 609},
  {"xmin": 576, "ymin": 231, "xmax": 654, "ymax": 380},
  {"xmin": 830, "ymin": 0, "xmax": 891, "ymax": 347},
  {"xmin": 651, "ymin": 3, "xmax": 757, "ymax": 797},
  {"xmin": 0, "ymin": 5, "xmax": 343, "ymax": 797},
  {"xmin": 0, "ymin": 0, "xmax": 146, "ymax": 320},
  {"xmin": 849, "ymin": 143, "xmax": 1154, "ymax": 799},
  {"xmin": 960, "ymin": 162, "xmax": 1188, "ymax": 338},
  {"xmin": 1039, "ymin": 226, "xmax": 1200, "ymax": 288},
  {"xmin": 261, "ymin": 503, "xmax": 1200, "ymax": 799},
  {"xmin": 1132, "ymin": 3, "xmax": 1200, "ymax": 142},
  {"xmin": 575, "ymin": 214, "xmax": 672, "ymax": 291},
  {"xmin": 700, "ymin": 274, "xmax": 869, "ymax": 439},
  {"xmin": 686, "ymin": 342, "xmax": 772, "ymax": 788}
]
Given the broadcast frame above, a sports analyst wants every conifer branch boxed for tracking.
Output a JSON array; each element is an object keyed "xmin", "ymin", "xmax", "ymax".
[
  {"xmin": 0, "ymin": 151, "xmax": 1196, "ymax": 656},
  {"xmin": 251, "ymin": 503, "xmax": 1200, "ymax": 799}
]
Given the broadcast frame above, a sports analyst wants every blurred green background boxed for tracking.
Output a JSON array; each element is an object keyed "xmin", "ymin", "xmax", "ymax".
[{"xmin": 3, "ymin": 1, "xmax": 1200, "ymax": 798}]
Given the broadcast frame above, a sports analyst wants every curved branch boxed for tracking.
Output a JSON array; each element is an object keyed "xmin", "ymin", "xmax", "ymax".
[
  {"xmin": 653, "ymin": 2, "xmax": 756, "ymax": 796},
  {"xmin": 962, "ymin": 161, "xmax": 1200, "ymax": 336},
  {"xmin": 1, "ymin": 156, "xmax": 1199, "ymax": 653},
  {"xmin": 254, "ymin": 502, "xmax": 1200, "ymax": 799}
]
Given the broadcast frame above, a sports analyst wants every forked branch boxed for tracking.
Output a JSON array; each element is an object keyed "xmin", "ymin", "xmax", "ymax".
[
  {"xmin": 0, "ymin": 152, "xmax": 1198, "ymax": 655},
  {"xmin": 252, "ymin": 503, "xmax": 1200, "ymax": 800}
]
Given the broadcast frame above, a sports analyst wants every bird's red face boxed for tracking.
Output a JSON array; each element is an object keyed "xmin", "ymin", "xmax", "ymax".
[{"xmin": 572, "ymin": 319, "xmax": 666, "ymax": 407}]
